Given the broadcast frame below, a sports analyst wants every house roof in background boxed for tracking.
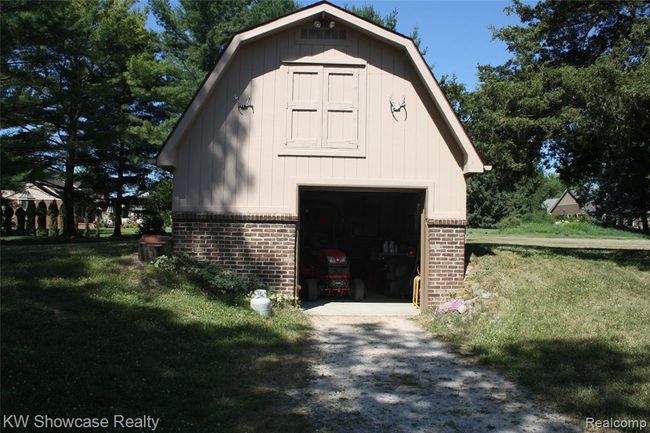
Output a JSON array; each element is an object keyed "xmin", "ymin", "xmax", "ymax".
[
  {"xmin": 548, "ymin": 189, "xmax": 580, "ymax": 214},
  {"xmin": 1, "ymin": 183, "xmax": 61, "ymax": 203},
  {"xmin": 542, "ymin": 198, "xmax": 558, "ymax": 213}
]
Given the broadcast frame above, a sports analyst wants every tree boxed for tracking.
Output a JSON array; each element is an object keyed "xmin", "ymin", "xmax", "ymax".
[
  {"xmin": 26, "ymin": 201, "xmax": 36, "ymax": 235},
  {"xmin": 1, "ymin": 1, "xmax": 114, "ymax": 236},
  {"xmin": 439, "ymin": 72, "xmax": 549, "ymax": 226},
  {"xmin": 533, "ymin": 173, "xmax": 565, "ymax": 208},
  {"xmin": 345, "ymin": 5, "xmax": 428, "ymax": 55},
  {"xmin": 445, "ymin": 1, "xmax": 649, "ymax": 229},
  {"xmin": 139, "ymin": 177, "xmax": 172, "ymax": 234},
  {"xmin": 2, "ymin": 205, "xmax": 14, "ymax": 236},
  {"xmin": 15, "ymin": 207, "xmax": 26, "ymax": 235},
  {"xmin": 346, "ymin": 5, "xmax": 398, "ymax": 30},
  {"xmin": 83, "ymin": 0, "xmax": 166, "ymax": 237},
  {"xmin": 1, "ymin": 0, "xmax": 173, "ymax": 237},
  {"xmin": 149, "ymin": 0, "xmax": 299, "ymax": 113},
  {"xmin": 36, "ymin": 200, "xmax": 47, "ymax": 234},
  {"xmin": 490, "ymin": 0, "xmax": 650, "ymax": 232},
  {"xmin": 48, "ymin": 201, "xmax": 59, "ymax": 236}
]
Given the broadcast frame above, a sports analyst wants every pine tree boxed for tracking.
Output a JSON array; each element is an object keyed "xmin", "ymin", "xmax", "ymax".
[
  {"xmin": 15, "ymin": 207, "xmax": 26, "ymax": 235},
  {"xmin": 1, "ymin": 1, "xmax": 108, "ymax": 236},
  {"xmin": 48, "ymin": 201, "xmax": 59, "ymax": 236},
  {"xmin": 36, "ymin": 200, "xmax": 47, "ymax": 235},
  {"xmin": 2, "ymin": 205, "xmax": 14, "ymax": 236},
  {"xmin": 1, "ymin": 0, "xmax": 170, "ymax": 236},
  {"xmin": 26, "ymin": 201, "xmax": 36, "ymax": 236}
]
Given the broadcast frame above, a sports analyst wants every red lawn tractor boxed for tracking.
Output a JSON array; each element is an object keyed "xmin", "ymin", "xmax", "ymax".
[{"xmin": 301, "ymin": 248, "xmax": 365, "ymax": 301}]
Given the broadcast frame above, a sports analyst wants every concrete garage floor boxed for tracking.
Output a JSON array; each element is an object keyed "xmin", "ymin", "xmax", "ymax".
[
  {"xmin": 301, "ymin": 292, "xmax": 419, "ymax": 316},
  {"xmin": 291, "ymin": 316, "xmax": 581, "ymax": 433}
]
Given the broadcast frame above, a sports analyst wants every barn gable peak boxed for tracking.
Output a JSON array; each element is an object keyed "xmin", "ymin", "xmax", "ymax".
[{"xmin": 156, "ymin": 1, "xmax": 486, "ymax": 174}]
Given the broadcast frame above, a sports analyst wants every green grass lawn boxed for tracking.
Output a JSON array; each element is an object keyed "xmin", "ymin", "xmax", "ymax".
[
  {"xmin": 1, "ymin": 241, "xmax": 311, "ymax": 432},
  {"xmin": 468, "ymin": 220, "xmax": 648, "ymax": 239},
  {"xmin": 420, "ymin": 245, "xmax": 650, "ymax": 431}
]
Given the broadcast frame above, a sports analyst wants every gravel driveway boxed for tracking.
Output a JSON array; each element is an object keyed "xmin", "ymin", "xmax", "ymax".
[{"xmin": 292, "ymin": 316, "xmax": 581, "ymax": 433}]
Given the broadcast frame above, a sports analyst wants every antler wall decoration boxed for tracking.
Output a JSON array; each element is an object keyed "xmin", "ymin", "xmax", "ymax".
[
  {"xmin": 235, "ymin": 94, "xmax": 254, "ymax": 114},
  {"xmin": 389, "ymin": 96, "xmax": 407, "ymax": 121}
]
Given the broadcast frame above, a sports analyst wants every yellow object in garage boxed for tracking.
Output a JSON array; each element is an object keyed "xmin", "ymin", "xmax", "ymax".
[{"xmin": 412, "ymin": 275, "xmax": 421, "ymax": 309}]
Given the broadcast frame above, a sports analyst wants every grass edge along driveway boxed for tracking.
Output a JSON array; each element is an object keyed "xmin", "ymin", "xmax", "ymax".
[{"xmin": 420, "ymin": 244, "xmax": 650, "ymax": 433}]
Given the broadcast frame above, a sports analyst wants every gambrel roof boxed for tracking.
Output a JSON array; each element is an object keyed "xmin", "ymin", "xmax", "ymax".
[{"xmin": 156, "ymin": 1, "xmax": 486, "ymax": 174}]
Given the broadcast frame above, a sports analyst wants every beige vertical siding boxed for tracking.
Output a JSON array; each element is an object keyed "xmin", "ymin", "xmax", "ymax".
[{"xmin": 172, "ymin": 24, "xmax": 467, "ymax": 219}]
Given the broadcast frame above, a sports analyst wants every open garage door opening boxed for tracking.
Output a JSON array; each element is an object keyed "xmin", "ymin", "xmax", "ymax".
[{"xmin": 298, "ymin": 188, "xmax": 425, "ymax": 304}]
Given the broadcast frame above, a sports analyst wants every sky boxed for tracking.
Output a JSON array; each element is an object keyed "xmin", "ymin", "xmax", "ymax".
[
  {"xmin": 143, "ymin": 1, "xmax": 524, "ymax": 91},
  {"xmin": 327, "ymin": 1, "xmax": 522, "ymax": 90}
]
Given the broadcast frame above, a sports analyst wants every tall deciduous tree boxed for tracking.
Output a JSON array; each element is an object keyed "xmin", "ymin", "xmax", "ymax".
[
  {"xmin": 449, "ymin": 1, "xmax": 649, "ymax": 230},
  {"xmin": 440, "ymin": 72, "xmax": 550, "ymax": 226},
  {"xmin": 490, "ymin": 0, "xmax": 650, "ymax": 231}
]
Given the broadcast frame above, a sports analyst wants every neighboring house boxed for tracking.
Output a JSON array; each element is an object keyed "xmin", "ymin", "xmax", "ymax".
[
  {"xmin": 1, "ymin": 183, "xmax": 63, "ymax": 228},
  {"xmin": 156, "ymin": 2, "xmax": 488, "ymax": 308},
  {"xmin": 543, "ymin": 189, "xmax": 585, "ymax": 216},
  {"xmin": 541, "ymin": 198, "xmax": 557, "ymax": 213}
]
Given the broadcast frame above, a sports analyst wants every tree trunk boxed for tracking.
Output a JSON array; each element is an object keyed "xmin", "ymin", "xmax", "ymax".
[
  {"xmin": 113, "ymin": 191, "xmax": 122, "ymax": 237},
  {"xmin": 62, "ymin": 159, "xmax": 76, "ymax": 237},
  {"xmin": 112, "ymin": 144, "xmax": 125, "ymax": 238},
  {"xmin": 641, "ymin": 180, "xmax": 649, "ymax": 235}
]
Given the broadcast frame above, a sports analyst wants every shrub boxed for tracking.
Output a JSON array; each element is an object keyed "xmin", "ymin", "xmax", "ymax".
[
  {"xmin": 496, "ymin": 215, "xmax": 522, "ymax": 229},
  {"xmin": 138, "ymin": 178, "xmax": 172, "ymax": 235},
  {"xmin": 138, "ymin": 214, "xmax": 165, "ymax": 235},
  {"xmin": 152, "ymin": 254, "xmax": 253, "ymax": 296},
  {"xmin": 36, "ymin": 200, "xmax": 47, "ymax": 233},
  {"xmin": 122, "ymin": 221, "xmax": 139, "ymax": 229},
  {"xmin": 266, "ymin": 291, "xmax": 296, "ymax": 308},
  {"xmin": 15, "ymin": 207, "xmax": 26, "ymax": 235},
  {"xmin": 2, "ymin": 205, "xmax": 14, "ymax": 236},
  {"xmin": 521, "ymin": 211, "xmax": 554, "ymax": 224},
  {"xmin": 48, "ymin": 201, "xmax": 59, "ymax": 236},
  {"xmin": 26, "ymin": 201, "xmax": 36, "ymax": 235},
  {"xmin": 60, "ymin": 203, "xmax": 67, "ymax": 234}
]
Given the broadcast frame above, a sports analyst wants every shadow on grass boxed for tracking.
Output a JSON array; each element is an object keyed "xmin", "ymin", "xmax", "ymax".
[
  {"xmin": 1, "ymin": 244, "xmax": 311, "ymax": 433},
  {"xmin": 474, "ymin": 339, "xmax": 650, "ymax": 425},
  {"xmin": 464, "ymin": 244, "xmax": 496, "ymax": 273}
]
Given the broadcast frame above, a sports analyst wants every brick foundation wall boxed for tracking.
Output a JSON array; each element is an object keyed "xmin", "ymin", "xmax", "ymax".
[
  {"xmin": 425, "ymin": 219, "xmax": 467, "ymax": 306},
  {"xmin": 172, "ymin": 213, "xmax": 297, "ymax": 294}
]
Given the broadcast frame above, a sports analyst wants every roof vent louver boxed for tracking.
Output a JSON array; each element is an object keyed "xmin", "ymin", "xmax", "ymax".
[{"xmin": 298, "ymin": 28, "xmax": 347, "ymax": 43}]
